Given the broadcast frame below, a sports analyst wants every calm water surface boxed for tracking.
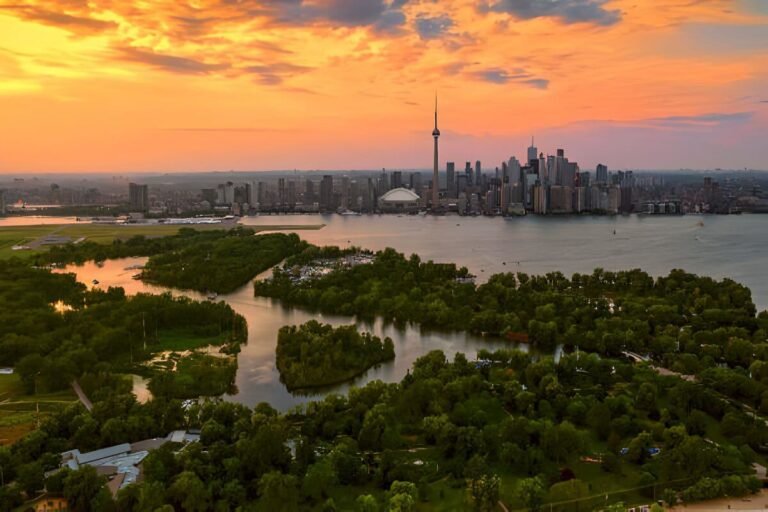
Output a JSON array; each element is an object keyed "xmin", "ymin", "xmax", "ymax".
[
  {"xmin": 57, "ymin": 214, "xmax": 768, "ymax": 410},
  {"xmin": 59, "ymin": 258, "xmax": 518, "ymax": 411},
  {"xmin": 243, "ymin": 214, "xmax": 768, "ymax": 311}
]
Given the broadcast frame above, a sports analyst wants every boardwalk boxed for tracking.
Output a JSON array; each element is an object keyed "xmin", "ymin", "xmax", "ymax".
[{"xmin": 71, "ymin": 380, "xmax": 93, "ymax": 412}]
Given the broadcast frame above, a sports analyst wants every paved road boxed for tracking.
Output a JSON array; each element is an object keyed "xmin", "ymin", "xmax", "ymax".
[{"xmin": 71, "ymin": 380, "xmax": 93, "ymax": 412}]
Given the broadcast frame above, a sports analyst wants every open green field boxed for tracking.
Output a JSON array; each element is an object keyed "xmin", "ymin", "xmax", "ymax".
[
  {"xmin": 0, "ymin": 222, "xmax": 324, "ymax": 259},
  {"xmin": 152, "ymin": 327, "xmax": 231, "ymax": 352},
  {"xmin": 0, "ymin": 373, "xmax": 77, "ymax": 445}
]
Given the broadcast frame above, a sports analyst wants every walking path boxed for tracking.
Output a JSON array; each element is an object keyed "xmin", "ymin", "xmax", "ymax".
[
  {"xmin": 669, "ymin": 489, "xmax": 768, "ymax": 510},
  {"xmin": 71, "ymin": 380, "xmax": 93, "ymax": 412}
]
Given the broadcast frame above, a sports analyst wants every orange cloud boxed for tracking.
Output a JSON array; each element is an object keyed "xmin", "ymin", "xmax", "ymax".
[{"xmin": 0, "ymin": 0, "xmax": 766, "ymax": 171}]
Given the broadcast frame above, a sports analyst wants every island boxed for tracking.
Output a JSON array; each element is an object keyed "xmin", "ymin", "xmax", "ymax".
[
  {"xmin": 3, "ymin": 234, "xmax": 768, "ymax": 512},
  {"xmin": 40, "ymin": 228, "xmax": 310, "ymax": 294},
  {"xmin": 276, "ymin": 320, "xmax": 395, "ymax": 390}
]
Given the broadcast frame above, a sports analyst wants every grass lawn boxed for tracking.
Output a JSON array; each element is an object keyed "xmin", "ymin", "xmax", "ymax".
[
  {"xmin": 0, "ymin": 222, "xmax": 325, "ymax": 260},
  {"xmin": 0, "ymin": 373, "xmax": 77, "ymax": 445},
  {"xmin": 151, "ymin": 327, "xmax": 231, "ymax": 352}
]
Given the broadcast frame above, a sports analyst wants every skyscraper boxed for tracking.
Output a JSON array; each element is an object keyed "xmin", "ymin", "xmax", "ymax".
[
  {"xmin": 304, "ymin": 179, "xmax": 315, "ymax": 204},
  {"xmin": 596, "ymin": 164, "xmax": 608, "ymax": 184},
  {"xmin": 128, "ymin": 183, "xmax": 149, "ymax": 211},
  {"xmin": 432, "ymin": 95, "xmax": 440, "ymax": 209},
  {"xmin": 391, "ymin": 171, "xmax": 403, "ymax": 189},
  {"xmin": 278, "ymin": 178, "xmax": 286, "ymax": 206},
  {"xmin": 319, "ymin": 175, "xmax": 333, "ymax": 211},
  {"xmin": 446, "ymin": 162, "xmax": 455, "ymax": 198},
  {"xmin": 527, "ymin": 137, "xmax": 538, "ymax": 165}
]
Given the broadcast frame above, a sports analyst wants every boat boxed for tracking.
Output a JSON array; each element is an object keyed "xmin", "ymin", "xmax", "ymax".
[
  {"xmin": 92, "ymin": 279, "xmax": 99, "ymax": 285},
  {"xmin": 207, "ymin": 292, "xmax": 218, "ymax": 300}
]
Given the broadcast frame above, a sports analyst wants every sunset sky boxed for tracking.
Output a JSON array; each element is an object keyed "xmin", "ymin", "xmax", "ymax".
[{"xmin": 1, "ymin": 0, "xmax": 766, "ymax": 173}]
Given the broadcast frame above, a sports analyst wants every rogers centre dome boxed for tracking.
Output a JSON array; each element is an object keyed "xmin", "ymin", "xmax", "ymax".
[{"xmin": 379, "ymin": 187, "xmax": 421, "ymax": 212}]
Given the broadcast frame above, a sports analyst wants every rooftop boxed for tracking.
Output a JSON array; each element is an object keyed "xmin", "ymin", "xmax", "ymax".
[{"xmin": 380, "ymin": 187, "xmax": 420, "ymax": 203}]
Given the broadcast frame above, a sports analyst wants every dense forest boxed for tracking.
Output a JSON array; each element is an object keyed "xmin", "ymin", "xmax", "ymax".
[
  {"xmin": 0, "ymin": 259, "xmax": 246, "ymax": 399},
  {"xmin": 40, "ymin": 228, "xmax": 309, "ymax": 293},
  {"xmin": 1, "ymin": 347, "xmax": 765, "ymax": 511},
  {"xmin": 256, "ymin": 247, "xmax": 768, "ymax": 411},
  {"xmin": 276, "ymin": 321, "xmax": 395, "ymax": 390},
  {"xmin": 3, "ymin": 235, "xmax": 768, "ymax": 510}
]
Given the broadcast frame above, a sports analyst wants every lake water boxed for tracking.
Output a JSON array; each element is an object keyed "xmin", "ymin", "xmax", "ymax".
[
  {"xmin": 59, "ymin": 258, "xmax": 518, "ymax": 411},
  {"xmin": 53, "ymin": 213, "xmax": 768, "ymax": 410},
  {"xmin": 243, "ymin": 214, "xmax": 768, "ymax": 311}
]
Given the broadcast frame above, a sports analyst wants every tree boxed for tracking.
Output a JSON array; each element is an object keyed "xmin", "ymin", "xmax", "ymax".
[
  {"xmin": 518, "ymin": 477, "xmax": 545, "ymax": 512},
  {"xmin": 541, "ymin": 421, "xmax": 583, "ymax": 463},
  {"xmin": 168, "ymin": 471, "xmax": 210, "ymax": 512},
  {"xmin": 626, "ymin": 432, "xmax": 654, "ymax": 464},
  {"xmin": 63, "ymin": 466, "xmax": 106, "ymax": 512},
  {"xmin": 471, "ymin": 474, "xmax": 501, "ymax": 512},
  {"xmin": 16, "ymin": 461, "xmax": 44, "ymax": 496},
  {"xmin": 303, "ymin": 460, "xmax": 337, "ymax": 502},
  {"xmin": 258, "ymin": 471, "xmax": 299, "ymax": 512},
  {"xmin": 357, "ymin": 494, "xmax": 379, "ymax": 512},
  {"xmin": 388, "ymin": 481, "xmax": 417, "ymax": 512},
  {"xmin": 464, "ymin": 455, "xmax": 487, "ymax": 499}
]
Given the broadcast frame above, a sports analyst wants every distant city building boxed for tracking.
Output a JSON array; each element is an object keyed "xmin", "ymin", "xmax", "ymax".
[
  {"xmin": 128, "ymin": 183, "xmax": 149, "ymax": 211},
  {"xmin": 446, "ymin": 162, "xmax": 455, "ymax": 198},
  {"xmin": 596, "ymin": 164, "xmax": 608, "ymax": 184},
  {"xmin": 319, "ymin": 175, "xmax": 334, "ymax": 211},
  {"xmin": 341, "ymin": 176, "xmax": 350, "ymax": 209},
  {"xmin": 431, "ymin": 96, "xmax": 440, "ymax": 209},
  {"xmin": 379, "ymin": 188, "xmax": 421, "ymax": 213},
  {"xmin": 304, "ymin": 179, "xmax": 316, "ymax": 205},
  {"xmin": 527, "ymin": 137, "xmax": 538, "ymax": 164},
  {"xmin": 391, "ymin": 171, "xmax": 403, "ymax": 190},
  {"xmin": 287, "ymin": 180, "xmax": 297, "ymax": 208},
  {"xmin": 465, "ymin": 162, "xmax": 473, "ymax": 186},
  {"xmin": 0, "ymin": 189, "xmax": 6, "ymax": 215},
  {"xmin": 409, "ymin": 172, "xmax": 423, "ymax": 194},
  {"xmin": 278, "ymin": 178, "xmax": 286, "ymax": 206}
]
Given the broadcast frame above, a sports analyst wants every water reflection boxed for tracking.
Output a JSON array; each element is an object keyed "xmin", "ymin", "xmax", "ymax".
[{"xmin": 57, "ymin": 258, "xmax": 529, "ymax": 410}]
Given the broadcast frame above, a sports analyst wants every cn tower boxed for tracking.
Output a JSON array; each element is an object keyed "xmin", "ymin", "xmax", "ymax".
[{"xmin": 431, "ymin": 94, "xmax": 440, "ymax": 210}]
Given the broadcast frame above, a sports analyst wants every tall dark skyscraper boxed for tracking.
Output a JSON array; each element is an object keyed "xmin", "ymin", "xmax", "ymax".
[
  {"xmin": 319, "ymin": 175, "xmax": 333, "ymax": 211},
  {"xmin": 128, "ymin": 182, "xmax": 148, "ymax": 211},
  {"xmin": 596, "ymin": 164, "xmax": 608, "ymax": 184},
  {"xmin": 527, "ymin": 137, "xmax": 538, "ymax": 165},
  {"xmin": 446, "ymin": 162, "xmax": 455, "ymax": 198},
  {"xmin": 304, "ymin": 179, "xmax": 315, "ymax": 204},
  {"xmin": 432, "ymin": 95, "xmax": 440, "ymax": 209},
  {"xmin": 391, "ymin": 171, "xmax": 403, "ymax": 189}
]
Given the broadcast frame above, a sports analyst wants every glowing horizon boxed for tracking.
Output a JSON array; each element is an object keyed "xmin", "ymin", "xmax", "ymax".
[{"xmin": 1, "ymin": 0, "xmax": 766, "ymax": 173}]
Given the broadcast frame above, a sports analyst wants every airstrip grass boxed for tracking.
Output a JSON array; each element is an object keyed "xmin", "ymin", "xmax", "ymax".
[{"xmin": 0, "ymin": 222, "xmax": 324, "ymax": 259}]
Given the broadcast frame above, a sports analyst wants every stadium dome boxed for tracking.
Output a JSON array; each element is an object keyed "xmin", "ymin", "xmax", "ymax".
[{"xmin": 379, "ymin": 187, "xmax": 421, "ymax": 212}]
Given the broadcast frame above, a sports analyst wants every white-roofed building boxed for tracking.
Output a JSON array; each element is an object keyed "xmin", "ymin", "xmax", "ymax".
[{"xmin": 378, "ymin": 187, "xmax": 421, "ymax": 213}]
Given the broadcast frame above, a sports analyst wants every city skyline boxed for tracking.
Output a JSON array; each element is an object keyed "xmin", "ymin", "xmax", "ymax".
[{"xmin": 1, "ymin": 0, "xmax": 767, "ymax": 173}]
